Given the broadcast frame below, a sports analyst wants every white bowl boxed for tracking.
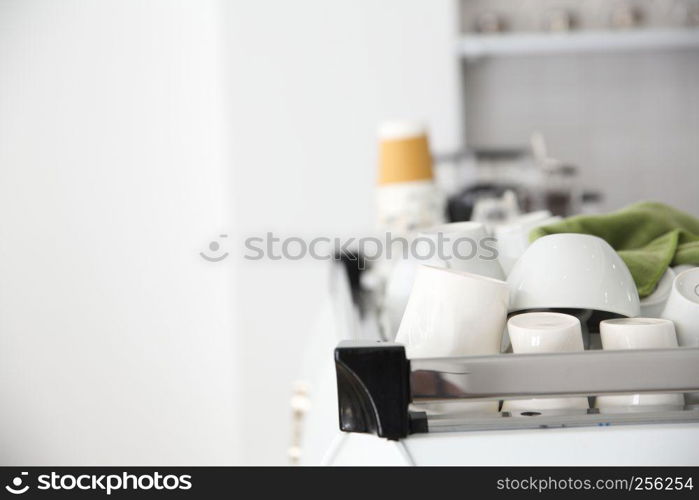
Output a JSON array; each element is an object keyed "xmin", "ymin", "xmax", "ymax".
[
  {"xmin": 507, "ymin": 234, "xmax": 640, "ymax": 317},
  {"xmin": 639, "ymin": 268, "xmax": 675, "ymax": 318},
  {"xmin": 494, "ymin": 211, "xmax": 560, "ymax": 276}
]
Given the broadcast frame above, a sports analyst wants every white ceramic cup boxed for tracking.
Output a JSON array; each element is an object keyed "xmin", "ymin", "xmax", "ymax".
[
  {"xmin": 661, "ymin": 267, "xmax": 699, "ymax": 347},
  {"xmin": 661, "ymin": 267, "xmax": 699, "ymax": 404},
  {"xmin": 414, "ymin": 221, "xmax": 505, "ymax": 280},
  {"xmin": 640, "ymin": 268, "xmax": 676, "ymax": 318},
  {"xmin": 396, "ymin": 265, "xmax": 509, "ymax": 413},
  {"xmin": 595, "ymin": 318, "xmax": 684, "ymax": 409},
  {"xmin": 396, "ymin": 264, "xmax": 509, "ymax": 358},
  {"xmin": 502, "ymin": 312, "xmax": 589, "ymax": 413},
  {"xmin": 383, "ymin": 257, "xmax": 419, "ymax": 339},
  {"xmin": 384, "ymin": 221, "xmax": 504, "ymax": 338}
]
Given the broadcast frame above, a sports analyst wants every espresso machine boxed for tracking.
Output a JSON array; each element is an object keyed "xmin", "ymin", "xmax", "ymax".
[{"xmin": 296, "ymin": 262, "xmax": 699, "ymax": 466}]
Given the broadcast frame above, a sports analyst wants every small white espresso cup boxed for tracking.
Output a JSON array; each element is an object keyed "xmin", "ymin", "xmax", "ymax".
[
  {"xmin": 502, "ymin": 312, "xmax": 589, "ymax": 413},
  {"xmin": 415, "ymin": 221, "xmax": 505, "ymax": 280},
  {"xmin": 396, "ymin": 264, "xmax": 509, "ymax": 413},
  {"xmin": 661, "ymin": 267, "xmax": 699, "ymax": 347},
  {"xmin": 596, "ymin": 318, "xmax": 684, "ymax": 409}
]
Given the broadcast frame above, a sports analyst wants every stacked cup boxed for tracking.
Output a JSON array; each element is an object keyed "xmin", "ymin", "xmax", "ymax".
[
  {"xmin": 375, "ymin": 121, "xmax": 443, "ymax": 236},
  {"xmin": 395, "ymin": 264, "xmax": 509, "ymax": 413},
  {"xmin": 661, "ymin": 268, "xmax": 699, "ymax": 348},
  {"xmin": 595, "ymin": 318, "xmax": 684, "ymax": 410},
  {"xmin": 394, "ymin": 231, "xmax": 691, "ymax": 416},
  {"xmin": 502, "ymin": 312, "xmax": 589, "ymax": 413},
  {"xmin": 502, "ymin": 233, "xmax": 642, "ymax": 413},
  {"xmin": 661, "ymin": 267, "xmax": 699, "ymax": 404},
  {"xmin": 384, "ymin": 220, "xmax": 504, "ymax": 339}
]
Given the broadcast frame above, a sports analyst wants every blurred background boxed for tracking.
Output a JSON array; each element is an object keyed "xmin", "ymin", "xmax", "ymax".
[{"xmin": 0, "ymin": 0, "xmax": 697, "ymax": 465}]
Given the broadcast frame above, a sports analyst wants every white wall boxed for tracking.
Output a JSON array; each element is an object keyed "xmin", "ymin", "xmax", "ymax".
[
  {"xmin": 224, "ymin": 0, "xmax": 462, "ymax": 463},
  {"xmin": 0, "ymin": 0, "xmax": 240, "ymax": 464},
  {"xmin": 0, "ymin": 0, "xmax": 462, "ymax": 465}
]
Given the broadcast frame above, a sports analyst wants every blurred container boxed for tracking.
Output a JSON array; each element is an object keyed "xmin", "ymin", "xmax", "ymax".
[
  {"xmin": 539, "ymin": 163, "xmax": 581, "ymax": 217},
  {"xmin": 376, "ymin": 121, "xmax": 444, "ymax": 235},
  {"xmin": 446, "ymin": 147, "xmax": 533, "ymax": 223}
]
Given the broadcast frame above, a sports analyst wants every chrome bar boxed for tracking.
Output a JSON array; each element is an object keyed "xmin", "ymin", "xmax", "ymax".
[
  {"xmin": 410, "ymin": 347, "xmax": 699, "ymax": 401},
  {"xmin": 424, "ymin": 407, "xmax": 699, "ymax": 434}
]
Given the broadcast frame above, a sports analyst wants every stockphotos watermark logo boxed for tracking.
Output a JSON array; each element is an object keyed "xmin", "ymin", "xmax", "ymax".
[
  {"xmin": 5, "ymin": 472, "xmax": 29, "ymax": 495},
  {"xmin": 3, "ymin": 471, "xmax": 191, "ymax": 496},
  {"xmin": 200, "ymin": 231, "xmax": 498, "ymax": 268}
]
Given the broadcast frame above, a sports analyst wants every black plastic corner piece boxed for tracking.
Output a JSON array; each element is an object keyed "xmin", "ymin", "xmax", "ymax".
[{"xmin": 335, "ymin": 341, "xmax": 411, "ymax": 440}]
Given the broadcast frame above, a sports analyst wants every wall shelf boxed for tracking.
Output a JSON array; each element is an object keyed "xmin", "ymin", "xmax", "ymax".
[{"xmin": 458, "ymin": 29, "xmax": 699, "ymax": 60}]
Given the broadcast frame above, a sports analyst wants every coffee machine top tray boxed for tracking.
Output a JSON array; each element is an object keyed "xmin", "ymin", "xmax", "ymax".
[{"xmin": 334, "ymin": 341, "xmax": 699, "ymax": 440}]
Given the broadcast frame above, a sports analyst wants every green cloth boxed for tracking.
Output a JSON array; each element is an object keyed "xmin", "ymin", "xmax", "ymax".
[{"xmin": 529, "ymin": 201, "xmax": 699, "ymax": 298}]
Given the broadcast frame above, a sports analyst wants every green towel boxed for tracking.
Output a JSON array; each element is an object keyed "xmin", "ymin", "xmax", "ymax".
[{"xmin": 529, "ymin": 201, "xmax": 699, "ymax": 298}]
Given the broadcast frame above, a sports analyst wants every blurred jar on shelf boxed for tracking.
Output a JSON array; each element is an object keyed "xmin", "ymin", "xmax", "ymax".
[
  {"xmin": 610, "ymin": 2, "xmax": 644, "ymax": 29},
  {"xmin": 538, "ymin": 163, "xmax": 581, "ymax": 217},
  {"xmin": 543, "ymin": 8, "xmax": 577, "ymax": 32},
  {"xmin": 474, "ymin": 11, "xmax": 507, "ymax": 34},
  {"xmin": 444, "ymin": 147, "xmax": 531, "ymax": 226}
]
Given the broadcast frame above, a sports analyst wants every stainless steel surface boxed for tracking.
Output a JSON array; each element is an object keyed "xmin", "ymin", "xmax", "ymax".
[
  {"xmin": 423, "ymin": 406, "xmax": 699, "ymax": 433},
  {"xmin": 410, "ymin": 347, "xmax": 699, "ymax": 401}
]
